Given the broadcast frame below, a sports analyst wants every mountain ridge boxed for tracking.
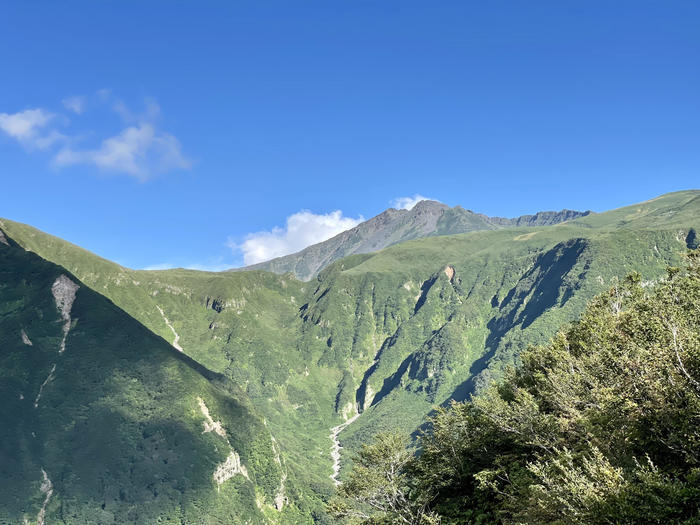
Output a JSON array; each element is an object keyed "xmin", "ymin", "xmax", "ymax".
[
  {"xmin": 0, "ymin": 233, "xmax": 290, "ymax": 523},
  {"xmin": 239, "ymin": 200, "xmax": 592, "ymax": 280},
  {"xmin": 0, "ymin": 189, "xmax": 698, "ymax": 523}
]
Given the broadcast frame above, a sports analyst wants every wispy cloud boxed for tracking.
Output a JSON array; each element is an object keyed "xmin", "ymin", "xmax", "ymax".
[
  {"xmin": 55, "ymin": 122, "xmax": 190, "ymax": 180},
  {"xmin": 0, "ymin": 108, "xmax": 62, "ymax": 149},
  {"xmin": 112, "ymin": 96, "xmax": 160, "ymax": 123},
  {"xmin": 232, "ymin": 209, "xmax": 364, "ymax": 265},
  {"xmin": 390, "ymin": 194, "xmax": 437, "ymax": 210},
  {"xmin": 0, "ymin": 92, "xmax": 190, "ymax": 180},
  {"xmin": 62, "ymin": 96, "xmax": 85, "ymax": 114},
  {"xmin": 97, "ymin": 88, "xmax": 112, "ymax": 102}
]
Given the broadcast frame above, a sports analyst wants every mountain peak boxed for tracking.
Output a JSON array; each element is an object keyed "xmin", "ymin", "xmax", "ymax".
[
  {"xmin": 410, "ymin": 199, "xmax": 448, "ymax": 212},
  {"xmin": 239, "ymin": 201, "xmax": 593, "ymax": 280}
]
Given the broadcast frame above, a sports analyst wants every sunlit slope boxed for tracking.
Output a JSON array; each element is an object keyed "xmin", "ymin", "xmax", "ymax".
[
  {"xmin": 0, "ymin": 219, "xmax": 344, "ymax": 520},
  {"xmin": 569, "ymin": 189, "xmax": 700, "ymax": 230},
  {"xmin": 299, "ymin": 190, "xmax": 699, "ymax": 454},
  {"xmin": 242, "ymin": 199, "xmax": 591, "ymax": 281},
  {"xmin": 2, "ymin": 189, "xmax": 698, "ymax": 502},
  {"xmin": 0, "ymin": 234, "xmax": 288, "ymax": 523}
]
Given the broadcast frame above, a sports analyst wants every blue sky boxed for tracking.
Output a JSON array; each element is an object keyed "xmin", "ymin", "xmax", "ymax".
[{"xmin": 1, "ymin": 1, "xmax": 698, "ymax": 270}]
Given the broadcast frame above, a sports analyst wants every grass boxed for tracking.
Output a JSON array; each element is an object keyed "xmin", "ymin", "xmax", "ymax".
[{"xmin": 0, "ymin": 189, "xmax": 698, "ymax": 523}]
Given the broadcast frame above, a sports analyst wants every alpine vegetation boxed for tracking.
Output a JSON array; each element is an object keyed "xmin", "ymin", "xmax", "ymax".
[
  {"xmin": 0, "ymin": 191, "xmax": 698, "ymax": 523},
  {"xmin": 331, "ymin": 253, "xmax": 700, "ymax": 524}
]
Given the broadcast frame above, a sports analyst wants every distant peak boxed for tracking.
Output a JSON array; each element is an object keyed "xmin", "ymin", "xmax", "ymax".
[
  {"xmin": 390, "ymin": 195, "xmax": 442, "ymax": 211},
  {"xmin": 410, "ymin": 200, "xmax": 448, "ymax": 212}
]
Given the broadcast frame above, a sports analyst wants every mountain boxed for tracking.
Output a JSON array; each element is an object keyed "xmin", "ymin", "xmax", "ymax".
[
  {"xmin": 0, "ymin": 234, "xmax": 290, "ymax": 524},
  {"xmin": 0, "ymin": 190, "xmax": 697, "ymax": 523},
  {"xmin": 240, "ymin": 200, "xmax": 591, "ymax": 280},
  {"xmin": 332, "ymin": 251, "xmax": 700, "ymax": 523}
]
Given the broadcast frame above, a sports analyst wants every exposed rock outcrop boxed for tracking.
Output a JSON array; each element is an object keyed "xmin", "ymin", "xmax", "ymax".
[
  {"xmin": 198, "ymin": 397, "xmax": 251, "ymax": 490},
  {"xmin": 36, "ymin": 469, "xmax": 53, "ymax": 525},
  {"xmin": 51, "ymin": 275, "xmax": 79, "ymax": 354},
  {"xmin": 21, "ymin": 329, "xmax": 33, "ymax": 346},
  {"xmin": 213, "ymin": 450, "xmax": 249, "ymax": 486}
]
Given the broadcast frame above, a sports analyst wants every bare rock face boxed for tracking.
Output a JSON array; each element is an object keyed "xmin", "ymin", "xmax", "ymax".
[
  {"xmin": 197, "ymin": 397, "xmax": 251, "ymax": 490},
  {"xmin": 36, "ymin": 469, "xmax": 53, "ymax": 525},
  {"xmin": 21, "ymin": 329, "xmax": 33, "ymax": 346},
  {"xmin": 0, "ymin": 229, "xmax": 8, "ymax": 246},
  {"xmin": 51, "ymin": 275, "xmax": 79, "ymax": 354},
  {"xmin": 213, "ymin": 451, "xmax": 249, "ymax": 486},
  {"xmin": 198, "ymin": 397, "xmax": 227, "ymax": 437},
  {"xmin": 507, "ymin": 209, "xmax": 591, "ymax": 227}
]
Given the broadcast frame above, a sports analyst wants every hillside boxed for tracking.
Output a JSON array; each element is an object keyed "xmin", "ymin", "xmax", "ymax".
[
  {"xmin": 240, "ymin": 200, "xmax": 591, "ymax": 280},
  {"xmin": 333, "ymin": 250, "xmax": 700, "ymax": 524},
  {"xmin": 0, "ymin": 233, "xmax": 292, "ymax": 523},
  {"xmin": 1, "ymin": 190, "xmax": 698, "ymax": 523}
]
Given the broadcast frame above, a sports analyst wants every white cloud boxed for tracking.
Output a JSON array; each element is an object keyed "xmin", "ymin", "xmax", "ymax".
[
  {"xmin": 62, "ymin": 96, "xmax": 85, "ymax": 114},
  {"xmin": 390, "ymin": 194, "xmax": 437, "ymax": 210},
  {"xmin": 54, "ymin": 122, "xmax": 190, "ymax": 180},
  {"xmin": 1, "ymin": 94, "xmax": 189, "ymax": 180},
  {"xmin": 34, "ymin": 130, "xmax": 68, "ymax": 150},
  {"xmin": 234, "ymin": 210, "xmax": 364, "ymax": 265},
  {"xmin": 0, "ymin": 108, "xmax": 58, "ymax": 149}
]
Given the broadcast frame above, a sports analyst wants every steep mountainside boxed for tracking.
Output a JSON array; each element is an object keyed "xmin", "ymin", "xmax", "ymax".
[
  {"xmin": 0, "ymin": 234, "xmax": 292, "ymax": 524},
  {"xmin": 241, "ymin": 200, "xmax": 591, "ymax": 280},
  {"xmin": 298, "ymin": 191, "xmax": 699, "ymax": 454},
  {"xmin": 1, "ymin": 190, "xmax": 697, "ymax": 523},
  {"xmin": 0, "ymin": 220, "xmax": 332, "ymax": 521}
]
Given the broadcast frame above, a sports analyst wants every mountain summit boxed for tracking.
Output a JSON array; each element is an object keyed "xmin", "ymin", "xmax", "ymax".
[{"xmin": 240, "ymin": 201, "xmax": 591, "ymax": 280}]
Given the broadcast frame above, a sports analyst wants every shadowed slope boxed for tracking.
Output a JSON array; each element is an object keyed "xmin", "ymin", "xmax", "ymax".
[
  {"xmin": 0, "ymin": 233, "xmax": 285, "ymax": 524},
  {"xmin": 1, "ymin": 189, "xmax": 697, "ymax": 507}
]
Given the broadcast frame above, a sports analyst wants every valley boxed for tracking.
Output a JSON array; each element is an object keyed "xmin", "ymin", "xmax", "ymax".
[{"xmin": 0, "ymin": 190, "xmax": 698, "ymax": 523}]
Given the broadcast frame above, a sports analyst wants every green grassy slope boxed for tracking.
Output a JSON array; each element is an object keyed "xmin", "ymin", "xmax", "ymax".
[
  {"xmin": 0, "ymin": 219, "xmax": 340, "ymax": 521},
  {"xmin": 301, "ymin": 190, "xmax": 699, "ymax": 456},
  {"xmin": 1, "ymin": 190, "xmax": 698, "ymax": 520},
  {"xmin": 0, "ymin": 235, "xmax": 291, "ymax": 524}
]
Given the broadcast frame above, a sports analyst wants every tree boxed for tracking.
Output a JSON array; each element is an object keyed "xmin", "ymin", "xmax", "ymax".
[
  {"xmin": 335, "ymin": 251, "xmax": 700, "ymax": 524},
  {"xmin": 329, "ymin": 432, "xmax": 439, "ymax": 524}
]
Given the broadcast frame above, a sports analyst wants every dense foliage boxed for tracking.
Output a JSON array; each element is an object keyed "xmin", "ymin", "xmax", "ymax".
[
  {"xmin": 333, "ymin": 252, "xmax": 700, "ymax": 524},
  {"xmin": 0, "ymin": 236, "xmax": 285, "ymax": 523},
  {"xmin": 1, "ymin": 192, "xmax": 697, "ymax": 522}
]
